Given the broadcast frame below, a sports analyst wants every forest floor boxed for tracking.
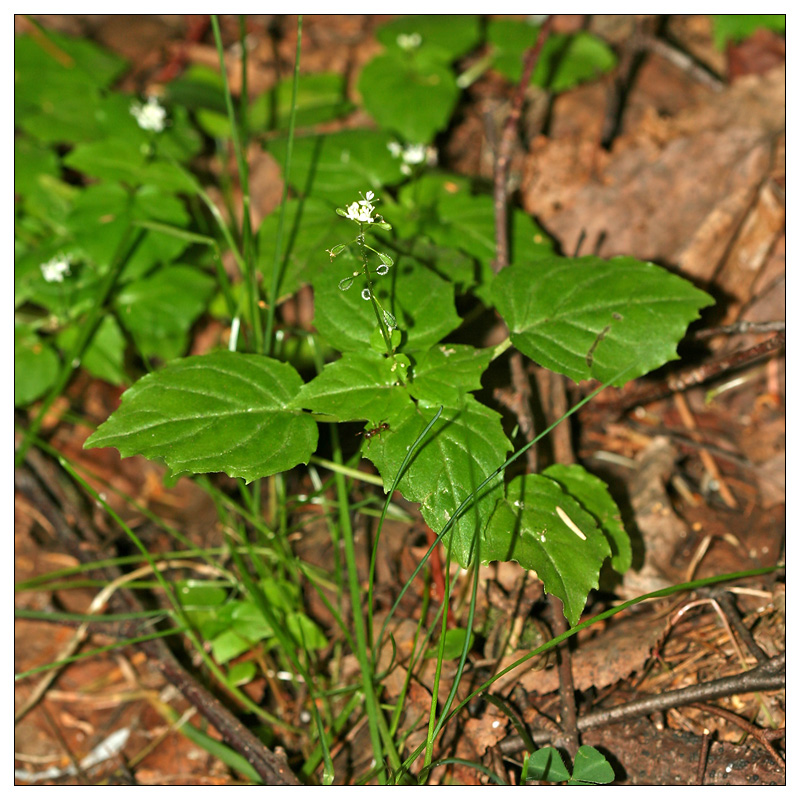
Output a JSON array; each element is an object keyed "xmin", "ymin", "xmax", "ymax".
[{"xmin": 14, "ymin": 14, "xmax": 785, "ymax": 786}]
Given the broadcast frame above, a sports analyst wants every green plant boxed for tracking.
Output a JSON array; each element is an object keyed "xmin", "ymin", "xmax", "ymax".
[{"xmin": 16, "ymin": 15, "xmax": 725, "ymax": 785}]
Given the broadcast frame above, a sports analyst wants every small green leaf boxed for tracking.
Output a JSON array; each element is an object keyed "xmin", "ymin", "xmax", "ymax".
[
  {"xmin": 543, "ymin": 464, "xmax": 631, "ymax": 575},
  {"xmin": 287, "ymin": 612, "xmax": 327, "ymax": 651},
  {"xmin": 292, "ymin": 350, "xmax": 414, "ymax": 423},
  {"xmin": 176, "ymin": 580, "xmax": 228, "ymax": 608},
  {"xmin": 57, "ymin": 315, "xmax": 128, "ymax": 386},
  {"xmin": 14, "ymin": 327, "xmax": 60, "ymax": 406},
  {"xmin": 409, "ymin": 344, "xmax": 492, "ymax": 407},
  {"xmin": 526, "ymin": 746, "xmax": 570, "ymax": 783},
  {"xmin": 425, "ymin": 627, "xmax": 475, "ymax": 660},
  {"xmin": 211, "ymin": 629, "xmax": 252, "ymax": 665},
  {"xmin": 358, "ymin": 53, "xmax": 459, "ymax": 144},
  {"xmin": 84, "ymin": 351, "xmax": 318, "ymax": 483},
  {"xmin": 493, "ymin": 256, "xmax": 714, "ymax": 386},
  {"xmin": 231, "ymin": 601, "xmax": 274, "ymax": 642},
  {"xmin": 484, "ymin": 473, "xmax": 611, "ymax": 626},
  {"xmin": 375, "ymin": 15, "xmax": 481, "ymax": 64},
  {"xmin": 712, "ymin": 14, "xmax": 785, "ymax": 49},
  {"xmin": 488, "ymin": 22, "xmax": 616, "ymax": 92},
  {"xmin": 227, "ymin": 661, "xmax": 257, "ymax": 687},
  {"xmin": 570, "ymin": 745, "xmax": 615, "ymax": 785}
]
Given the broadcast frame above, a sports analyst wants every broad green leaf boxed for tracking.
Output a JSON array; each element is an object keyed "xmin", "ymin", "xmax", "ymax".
[
  {"xmin": 543, "ymin": 463, "xmax": 631, "ymax": 574},
  {"xmin": 493, "ymin": 256, "xmax": 714, "ymax": 386},
  {"xmin": 57, "ymin": 315, "xmax": 128, "ymax": 386},
  {"xmin": 14, "ymin": 327, "xmax": 60, "ymax": 406},
  {"xmin": 293, "ymin": 350, "xmax": 414, "ymax": 423},
  {"xmin": 375, "ymin": 15, "xmax": 481, "ymax": 65},
  {"xmin": 114, "ymin": 264, "xmax": 215, "ymax": 362},
  {"xmin": 84, "ymin": 351, "xmax": 318, "ymax": 483},
  {"xmin": 267, "ymin": 129, "xmax": 405, "ymax": 203},
  {"xmin": 313, "ymin": 256, "xmax": 461, "ymax": 353},
  {"xmin": 425, "ymin": 627, "xmax": 475, "ymax": 660},
  {"xmin": 358, "ymin": 53, "xmax": 459, "ymax": 144},
  {"xmin": 570, "ymin": 746, "xmax": 615, "ymax": 785},
  {"xmin": 488, "ymin": 22, "xmax": 616, "ymax": 92},
  {"xmin": 257, "ymin": 197, "xmax": 341, "ymax": 301},
  {"xmin": 409, "ymin": 344, "xmax": 492, "ymax": 406},
  {"xmin": 368, "ymin": 398, "xmax": 511, "ymax": 567},
  {"xmin": 484, "ymin": 473, "xmax": 611, "ymax": 626},
  {"xmin": 526, "ymin": 747, "xmax": 570, "ymax": 783}
]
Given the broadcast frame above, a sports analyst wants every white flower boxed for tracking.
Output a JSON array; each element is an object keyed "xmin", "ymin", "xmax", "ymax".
[
  {"xmin": 40, "ymin": 254, "xmax": 72, "ymax": 283},
  {"xmin": 388, "ymin": 141, "xmax": 438, "ymax": 175},
  {"xmin": 397, "ymin": 32, "xmax": 422, "ymax": 50},
  {"xmin": 130, "ymin": 96, "xmax": 167, "ymax": 133},
  {"xmin": 343, "ymin": 191, "xmax": 381, "ymax": 224}
]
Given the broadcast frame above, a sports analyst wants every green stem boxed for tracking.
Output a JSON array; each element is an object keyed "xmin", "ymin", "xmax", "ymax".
[
  {"xmin": 264, "ymin": 14, "xmax": 303, "ymax": 356},
  {"xmin": 330, "ymin": 426, "xmax": 400, "ymax": 781},
  {"xmin": 210, "ymin": 14, "xmax": 261, "ymax": 354},
  {"xmin": 358, "ymin": 230, "xmax": 394, "ymax": 355}
]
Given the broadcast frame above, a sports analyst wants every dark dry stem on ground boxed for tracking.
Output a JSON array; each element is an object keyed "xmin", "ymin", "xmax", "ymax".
[
  {"xmin": 498, "ymin": 650, "xmax": 785, "ymax": 754},
  {"xmin": 605, "ymin": 331, "xmax": 784, "ymax": 414}
]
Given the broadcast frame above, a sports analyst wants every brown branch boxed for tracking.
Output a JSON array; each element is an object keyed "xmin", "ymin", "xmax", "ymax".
[
  {"xmin": 603, "ymin": 331, "xmax": 785, "ymax": 414},
  {"xmin": 15, "ymin": 453, "xmax": 300, "ymax": 786},
  {"xmin": 492, "ymin": 15, "xmax": 554, "ymax": 273},
  {"xmin": 499, "ymin": 651, "xmax": 784, "ymax": 753},
  {"xmin": 692, "ymin": 702, "xmax": 785, "ymax": 768},
  {"xmin": 547, "ymin": 596, "xmax": 580, "ymax": 758}
]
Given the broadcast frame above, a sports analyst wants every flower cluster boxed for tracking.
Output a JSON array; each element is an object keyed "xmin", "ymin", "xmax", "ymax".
[
  {"xmin": 343, "ymin": 190, "xmax": 381, "ymax": 224},
  {"xmin": 396, "ymin": 32, "xmax": 422, "ymax": 50},
  {"xmin": 130, "ymin": 96, "xmax": 168, "ymax": 133},
  {"xmin": 40, "ymin": 253, "xmax": 72, "ymax": 283},
  {"xmin": 387, "ymin": 141, "xmax": 437, "ymax": 176}
]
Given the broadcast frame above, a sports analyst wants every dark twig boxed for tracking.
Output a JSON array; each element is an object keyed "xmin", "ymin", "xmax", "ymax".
[
  {"xmin": 696, "ymin": 728, "xmax": 712, "ymax": 785},
  {"xmin": 691, "ymin": 320, "xmax": 785, "ymax": 340},
  {"xmin": 547, "ymin": 596, "xmax": 580, "ymax": 758},
  {"xmin": 692, "ymin": 702, "xmax": 785, "ymax": 768},
  {"xmin": 15, "ymin": 454, "xmax": 300, "ymax": 786},
  {"xmin": 711, "ymin": 590, "xmax": 769, "ymax": 664},
  {"xmin": 499, "ymin": 651, "xmax": 785, "ymax": 752},
  {"xmin": 603, "ymin": 331, "xmax": 784, "ymax": 414},
  {"xmin": 492, "ymin": 15, "xmax": 554, "ymax": 273}
]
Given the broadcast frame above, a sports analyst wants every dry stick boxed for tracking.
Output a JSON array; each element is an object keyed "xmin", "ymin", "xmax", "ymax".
[
  {"xmin": 691, "ymin": 702, "xmax": 785, "ymax": 768},
  {"xmin": 491, "ymin": 15, "xmax": 553, "ymax": 274},
  {"xmin": 15, "ymin": 457, "xmax": 300, "ymax": 786},
  {"xmin": 711, "ymin": 590, "xmax": 769, "ymax": 665},
  {"xmin": 547, "ymin": 597, "xmax": 580, "ymax": 759},
  {"xmin": 604, "ymin": 331, "xmax": 785, "ymax": 414},
  {"xmin": 696, "ymin": 728, "xmax": 712, "ymax": 786},
  {"xmin": 498, "ymin": 650, "xmax": 785, "ymax": 752}
]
